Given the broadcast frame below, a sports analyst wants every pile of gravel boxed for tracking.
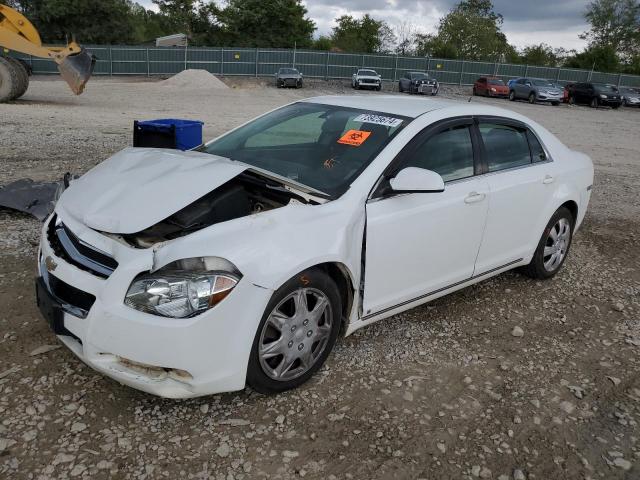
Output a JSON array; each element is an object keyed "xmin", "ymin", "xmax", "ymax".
[{"xmin": 160, "ymin": 69, "xmax": 229, "ymax": 89}]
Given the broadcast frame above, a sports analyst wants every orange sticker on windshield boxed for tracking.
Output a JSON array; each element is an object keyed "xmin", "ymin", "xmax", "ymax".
[{"xmin": 338, "ymin": 130, "xmax": 371, "ymax": 146}]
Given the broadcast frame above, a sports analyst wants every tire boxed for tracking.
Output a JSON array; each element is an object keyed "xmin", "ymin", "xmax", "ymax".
[
  {"xmin": 509, "ymin": 90, "xmax": 516, "ymax": 101},
  {"xmin": 376, "ymin": 85, "xmax": 381, "ymax": 91},
  {"xmin": 354, "ymin": 81, "xmax": 360, "ymax": 90},
  {"xmin": 4, "ymin": 57, "xmax": 29, "ymax": 99},
  {"xmin": 590, "ymin": 97, "xmax": 599, "ymax": 108},
  {"xmin": 612, "ymin": 104, "xmax": 620, "ymax": 110},
  {"xmin": 0, "ymin": 56, "xmax": 20, "ymax": 102},
  {"xmin": 528, "ymin": 92, "xmax": 536, "ymax": 104},
  {"xmin": 551, "ymin": 101, "xmax": 560, "ymax": 106},
  {"xmin": 473, "ymin": 87, "xmax": 477, "ymax": 96},
  {"xmin": 522, "ymin": 206, "xmax": 574, "ymax": 280},
  {"xmin": 568, "ymin": 95, "xmax": 575, "ymax": 105},
  {"xmin": 247, "ymin": 268, "xmax": 342, "ymax": 394},
  {"xmin": 398, "ymin": 82, "xmax": 404, "ymax": 93}
]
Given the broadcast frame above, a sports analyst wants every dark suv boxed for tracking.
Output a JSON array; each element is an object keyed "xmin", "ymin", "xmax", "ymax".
[{"xmin": 567, "ymin": 82, "xmax": 622, "ymax": 109}]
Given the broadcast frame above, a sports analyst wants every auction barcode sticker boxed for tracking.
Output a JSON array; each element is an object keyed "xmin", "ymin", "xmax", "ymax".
[{"xmin": 354, "ymin": 114, "xmax": 403, "ymax": 128}]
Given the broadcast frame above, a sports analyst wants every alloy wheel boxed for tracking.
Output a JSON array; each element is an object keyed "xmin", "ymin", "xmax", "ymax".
[
  {"xmin": 258, "ymin": 288, "xmax": 333, "ymax": 381},
  {"xmin": 543, "ymin": 218, "xmax": 571, "ymax": 272}
]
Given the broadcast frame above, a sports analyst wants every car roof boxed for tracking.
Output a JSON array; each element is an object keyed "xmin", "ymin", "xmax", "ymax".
[{"xmin": 301, "ymin": 95, "xmax": 525, "ymax": 120}]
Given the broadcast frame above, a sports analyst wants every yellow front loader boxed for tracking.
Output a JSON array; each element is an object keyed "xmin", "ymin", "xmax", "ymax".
[{"xmin": 0, "ymin": 3, "xmax": 95, "ymax": 102}]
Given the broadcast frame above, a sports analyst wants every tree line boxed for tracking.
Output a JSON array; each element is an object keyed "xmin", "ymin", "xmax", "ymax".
[{"xmin": 5, "ymin": 0, "xmax": 640, "ymax": 75}]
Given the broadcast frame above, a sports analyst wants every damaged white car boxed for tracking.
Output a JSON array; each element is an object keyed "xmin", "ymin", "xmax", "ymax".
[{"xmin": 36, "ymin": 95, "xmax": 593, "ymax": 398}]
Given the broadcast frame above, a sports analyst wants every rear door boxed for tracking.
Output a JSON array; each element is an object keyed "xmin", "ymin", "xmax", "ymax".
[
  {"xmin": 473, "ymin": 117, "xmax": 556, "ymax": 273},
  {"xmin": 514, "ymin": 78, "xmax": 526, "ymax": 98},
  {"xmin": 362, "ymin": 119, "xmax": 490, "ymax": 316}
]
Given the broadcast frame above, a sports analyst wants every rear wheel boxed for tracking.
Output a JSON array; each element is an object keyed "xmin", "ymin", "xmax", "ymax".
[
  {"xmin": 0, "ymin": 56, "xmax": 20, "ymax": 102},
  {"xmin": 522, "ymin": 207, "xmax": 574, "ymax": 279},
  {"xmin": 590, "ymin": 97, "xmax": 599, "ymax": 108},
  {"xmin": 247, "ymin": 268, "xmax": 342, "ymax": 394},
  {"xmin": 509, "ymin": 90, "xmax": 516, "ymax": 101}
]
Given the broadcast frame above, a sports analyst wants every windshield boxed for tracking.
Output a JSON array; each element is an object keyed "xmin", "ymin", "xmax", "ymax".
[
  {"xmin": 411, "ymin": 72, "xmax": 427, "ymax": 79},
  {"xmin": 488, "ymin": 78, "xmax": 505, "ymax": 86},
  {"xmin": 359, "ymin": 70, "xmax": 377, "ymax": 76},
  {"xmin": 204, "ymin": 103, "xmax": 409, "ymax": 197},
  {"xmin": 532, "ymin": 79, "xmax": 553, "ymax": 87},
  {"xmin": 279, "ymin": 68, "xmax": 298, "ymax": 75},
  {"xmin": 594, "ymin": 83, "xmax": 617, "ymax": 92}
]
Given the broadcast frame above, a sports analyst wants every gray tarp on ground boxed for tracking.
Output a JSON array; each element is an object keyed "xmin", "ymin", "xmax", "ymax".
[{"xmin": 0, "ymin": 178, "xmax": 60, "ymax": 221}]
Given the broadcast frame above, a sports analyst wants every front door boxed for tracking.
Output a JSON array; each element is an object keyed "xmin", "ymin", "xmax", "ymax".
[{"xmin": 362, "ymin": 121, "xmax": 489, "ymax": 317}]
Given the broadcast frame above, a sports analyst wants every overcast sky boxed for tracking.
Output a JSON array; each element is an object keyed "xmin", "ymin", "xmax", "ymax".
[{"xmin": 138, "ymin": 0, "xmax": 590, "ymax": 51}]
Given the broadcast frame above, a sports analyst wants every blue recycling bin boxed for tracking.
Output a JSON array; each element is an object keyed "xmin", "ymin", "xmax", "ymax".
[{"xmin": 133, "ymin": 118, "xmax": 204, "ymax": 151}]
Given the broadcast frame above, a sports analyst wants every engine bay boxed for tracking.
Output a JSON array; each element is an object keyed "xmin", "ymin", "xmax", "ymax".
[{"xmin": 123, "ymin": 171, "xmax": 305, "ymax": 248}]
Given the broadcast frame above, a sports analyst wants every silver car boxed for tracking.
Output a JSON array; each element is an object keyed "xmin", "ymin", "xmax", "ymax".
[
  {"xmin": 619, "ymin": 86, "xmax": 640, "ymax": 107},
  {"xmin": 275, "ymin": 68, "xmax": 303, "ymax": 88},
  {"xmin": 509, "ymin": 78, "xmax": 563, "ymax": 106}
]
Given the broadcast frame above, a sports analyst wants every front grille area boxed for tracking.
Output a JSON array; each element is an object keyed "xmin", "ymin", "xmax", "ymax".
[
  {"xmin": 48, "ymin": 274, "xmax": 96, "ymax": 315},
  {"xmin": 47, "ymin": 214, "xmax": 118, "ymax": 278}
]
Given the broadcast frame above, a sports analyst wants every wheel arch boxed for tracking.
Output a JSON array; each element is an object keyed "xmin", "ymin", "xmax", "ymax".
[
  {"xmin": 559, "ymin": 199, "xmax": 578, "ymax": 224},
  {"xmin": 303, "ymin": 262, "xmax": 355, "ymax": 332}
]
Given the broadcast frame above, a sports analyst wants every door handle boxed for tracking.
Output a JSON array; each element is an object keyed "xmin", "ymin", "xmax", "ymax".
[
  {"xmin": 464, "ymin": 192, "xmax": 486, "ymax": 204},
  {"xmin": 543, "ymin": 175, "xmax": 554, "ymax": 184}
]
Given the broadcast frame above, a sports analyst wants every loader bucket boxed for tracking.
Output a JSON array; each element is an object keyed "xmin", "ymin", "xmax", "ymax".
[{"xmin": 57, "ymin": 48, "xmax": 96, "ymax": 95}]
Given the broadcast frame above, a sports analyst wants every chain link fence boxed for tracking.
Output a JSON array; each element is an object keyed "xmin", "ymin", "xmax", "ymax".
[{"xmin": 14, "ymin": 45, "xmax": 640, "ymax": 88}]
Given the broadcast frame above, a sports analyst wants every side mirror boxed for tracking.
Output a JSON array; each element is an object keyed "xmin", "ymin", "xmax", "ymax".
[
  {"xmin": 525, "ymin": 82, "xmax": 532, "ymax": 87},
  {"xmin": 389, "ymin": 167, "xmax": 444, "ymax": 193}
]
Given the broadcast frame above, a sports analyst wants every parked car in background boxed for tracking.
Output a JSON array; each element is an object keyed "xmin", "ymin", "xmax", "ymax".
[
  {"xmin": 567, "ymin": 82, "xmax": 622, "ymax": 108},
  {"xmin": 509, "ymin": 78, "xmax": 563, "ymax": 105},
  {"xmin": 352, "ymin": 69, "xmax": 382, "ymax": 90},
  {"xmin": 275, "ymin": 68, "xmax": 303, "ymax": 88},
  {"xmin": 618, "ymin": 86, "xmax": 640, "ymax": 107},
  {"xmin": 546, "ymin": 80, "xmax": 569, "ymax": 103},
  {"xmin": 473, "ymin": 76, "xmax": 509, "ymax": 97},
  {"xmin": 398, "ymin": 71, "xmax": 439, "ymax": 95},
  {"xmin": 36, "ymin": 95, "xmax": 593, "ymax": 398}
]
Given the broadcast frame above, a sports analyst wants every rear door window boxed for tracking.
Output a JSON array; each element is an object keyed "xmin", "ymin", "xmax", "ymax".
[
  {"xmin": 527, "ymin": 131, "xmax": 547, "ymax": 163},
  {"xmin": 479, "ymin": 123, "xmax": 531, "ymax": 172}
]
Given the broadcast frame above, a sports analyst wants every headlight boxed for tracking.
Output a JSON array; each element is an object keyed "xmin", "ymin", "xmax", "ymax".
[
  {"xmin": 490, "ymin": 87, "xmax": 496, "ymax": 92},
  {"xmin": 600, "ymin": 94, "xmax": 607, "ymax": 99},
  {"xmin": 124, "ymin": 257, "xmax": 240, "ymax": 318}
]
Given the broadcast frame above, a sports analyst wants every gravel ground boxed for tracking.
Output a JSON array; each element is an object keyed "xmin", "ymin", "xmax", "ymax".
[{"xmin": 0, "ymin": 75, "xmax": 639, "ymax": 480}]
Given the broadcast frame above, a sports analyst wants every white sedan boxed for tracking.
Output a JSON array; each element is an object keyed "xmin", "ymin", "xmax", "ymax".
[{"xmin": 36, "ymin": 96, "xmax": 593, "ymax": 398}]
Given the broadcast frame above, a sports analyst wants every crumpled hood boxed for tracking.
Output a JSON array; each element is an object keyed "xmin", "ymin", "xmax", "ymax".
[{"xmin": 57, "ymin": 147, "xmax": 247, "ymax": 234}]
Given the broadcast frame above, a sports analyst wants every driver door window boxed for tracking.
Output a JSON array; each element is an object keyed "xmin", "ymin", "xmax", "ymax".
[{"xmin": 403, "ymin": 125, "xmax": 475, "ymax": 182}]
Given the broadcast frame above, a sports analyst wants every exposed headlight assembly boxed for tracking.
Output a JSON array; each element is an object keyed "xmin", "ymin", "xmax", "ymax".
[{"xmin": 124, "ymin": 257, "xmax": 241, "ymax": 318}]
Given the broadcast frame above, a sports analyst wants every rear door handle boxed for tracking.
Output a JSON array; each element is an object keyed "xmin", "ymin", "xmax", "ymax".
[
  {"xmin": 464, "ymin": 192, "xmax": 486, "ymax": 204},
  {"xmin": 543, "ymin": 175, "xmax": 554, "ymax": 184}
]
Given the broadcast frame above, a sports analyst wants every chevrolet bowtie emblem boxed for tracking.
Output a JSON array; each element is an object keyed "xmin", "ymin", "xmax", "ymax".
[{"xmin": 45, "ymin": 256, "xmax": 58, "ymax": 273}]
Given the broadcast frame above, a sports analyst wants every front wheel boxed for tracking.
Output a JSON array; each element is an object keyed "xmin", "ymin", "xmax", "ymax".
[
  {"xmin": 522, "ymin": 207, "xmax": 574, "ymax": 279},
  {"xmin": 376, "ymin": 85, "xmax": 381, "ymax": 91},
  {"xmin": 509, "ymin": 90, "xmax": 516, "ymax": 101},
  {"xmin": 551, "ymin": 101, "xmax": 560, "ymax": 106},
  {"xmin": 247, "ymin": 268, "xmax": 342, "ymax": 394},
  {"xmin": 528, "ymin": 92, "xmax": 536, "ymax": 104},
  {"xmin": 568, "ymin": 95, "xmax": 575, "ymax": 105},
  {"xmin": 590, "ymin": 97, "xmax": 599, "ymax": 108}
]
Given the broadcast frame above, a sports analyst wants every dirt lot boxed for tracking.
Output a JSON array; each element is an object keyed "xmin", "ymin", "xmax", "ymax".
[{"xmin": 1, "ymin": 75, "xmax": 639, "ymax": 480}]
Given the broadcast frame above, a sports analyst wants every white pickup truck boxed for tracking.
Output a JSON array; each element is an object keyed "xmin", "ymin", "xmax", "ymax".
[{"xmin": 352, "ymin": 69, "xmax": 382, "ymax": 91}]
